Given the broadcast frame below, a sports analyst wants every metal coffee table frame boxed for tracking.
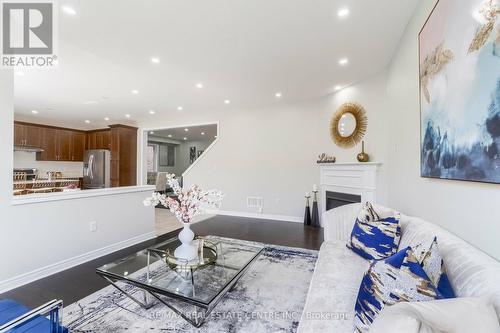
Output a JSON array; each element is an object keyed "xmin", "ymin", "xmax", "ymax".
[{"xmin": 96, "ymin": 239, "xmax": 263, "ymax": 327}]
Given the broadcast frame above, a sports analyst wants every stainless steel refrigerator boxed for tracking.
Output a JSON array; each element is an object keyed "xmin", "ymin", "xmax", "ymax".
[{"xmin": 83, "ymin": 150, "xmax": 111, "ymax": 189}]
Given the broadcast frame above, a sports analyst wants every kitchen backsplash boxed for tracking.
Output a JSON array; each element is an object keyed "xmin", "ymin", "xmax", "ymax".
[{"xmin": 14, "ymin": 151, "xmax": 84, "ymax": 178}]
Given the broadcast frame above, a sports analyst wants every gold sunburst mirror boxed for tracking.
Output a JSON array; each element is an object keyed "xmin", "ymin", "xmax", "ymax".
[{"xmin": 330, "ymin": 102, "xmax": 367, "ymax": 148}]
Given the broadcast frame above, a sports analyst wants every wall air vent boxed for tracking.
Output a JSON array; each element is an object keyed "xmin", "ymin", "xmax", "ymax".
[{"xmin": 246, "ymin": 196, "xmax": 263, "ymax": 210}]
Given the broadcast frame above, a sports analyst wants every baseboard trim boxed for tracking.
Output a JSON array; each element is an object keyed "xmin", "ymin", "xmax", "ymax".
[
  {"xmin": 0, "ymin": 231, "xmax": 156, "ymax": 294},
  {"xmin": 206, "ymin": 210, "xmax": 303, "ymax": 223}
]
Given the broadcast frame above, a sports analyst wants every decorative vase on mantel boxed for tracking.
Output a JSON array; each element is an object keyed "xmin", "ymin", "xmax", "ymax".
[
  {"xmin": 357, "ymin": 141, "xmax": 370, "ymax": 162},
  {"xmin": 174, "ymin": 222, "xmax": 198, "ymax": 261}
]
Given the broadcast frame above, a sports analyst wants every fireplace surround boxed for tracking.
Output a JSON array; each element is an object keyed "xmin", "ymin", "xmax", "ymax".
[{"xmin": 319, "ymin": 162, "xmax": 381, "ymax": 226}]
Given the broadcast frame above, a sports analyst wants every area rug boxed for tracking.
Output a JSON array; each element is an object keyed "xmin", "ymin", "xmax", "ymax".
[{"xmin": 63, "ymin": 237, "xmax": 318, "ymax": 332}]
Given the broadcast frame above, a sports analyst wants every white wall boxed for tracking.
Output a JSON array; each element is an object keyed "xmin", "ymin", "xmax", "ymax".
[
  {"xmin": 0, "ymin": 70, "xmax": 155, "ymax": 289},
  {"xmin": 386, "ymin": 0, "xmax": 500, "ymax": 260},
  {"xmin": 138, "ymin": 73, "xmax": 390, "ymax": 220}
]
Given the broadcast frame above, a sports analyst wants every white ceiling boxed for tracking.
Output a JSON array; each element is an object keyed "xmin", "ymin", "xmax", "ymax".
[
  {"xmin": 14, "ymin": 0, "xmax": 418, "ymax": 130},
  {"xmin": 148, "ymin": 124, "xmax": 218, "ymax": 143}
]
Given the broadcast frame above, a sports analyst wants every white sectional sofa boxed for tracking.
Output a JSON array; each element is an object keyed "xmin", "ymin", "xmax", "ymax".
[{"xmin": 297, "ymin": 203, "xmax": 500, "ymax": 333}]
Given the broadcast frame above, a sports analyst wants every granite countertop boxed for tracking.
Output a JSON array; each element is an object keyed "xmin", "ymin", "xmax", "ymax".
[{"xmin": 13, "ymin": 178, "xmax": 81, "ymax": 184}]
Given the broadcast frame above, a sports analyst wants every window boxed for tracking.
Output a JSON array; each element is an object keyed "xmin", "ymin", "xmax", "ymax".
[
  {"xmin": 146, "ymin": 144, "xmax": 157, "ymax": 172},
  {"xmin": 159, "ymin": 144, "xmax": 175, "ymax": 167}
]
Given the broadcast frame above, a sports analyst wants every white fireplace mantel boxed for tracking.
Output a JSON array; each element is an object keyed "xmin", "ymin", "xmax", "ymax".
[{"xmin": 318, "ymin": 162, "xmax": 381, "ymax": 225}]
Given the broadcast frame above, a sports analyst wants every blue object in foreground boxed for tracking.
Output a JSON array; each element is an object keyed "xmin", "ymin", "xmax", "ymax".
[{"xmin": 0, "ymin": 299, "xmax": 68, "ymax": 333}]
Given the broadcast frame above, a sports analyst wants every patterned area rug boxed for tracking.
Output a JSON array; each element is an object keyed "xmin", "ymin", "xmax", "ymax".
[{"xmin": 63, "ymin": 237, "xmax": 318, "ymax": 333}]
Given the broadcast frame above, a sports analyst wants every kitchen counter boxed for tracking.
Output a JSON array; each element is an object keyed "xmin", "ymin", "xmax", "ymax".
[{"xmin": 13, "ymin": 178, "xmax": 80, "ymax": 184}]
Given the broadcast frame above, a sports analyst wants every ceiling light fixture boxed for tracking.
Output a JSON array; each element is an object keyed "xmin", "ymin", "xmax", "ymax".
[
  {"xmin": 201, "ymin": 132, "xmax": 205, "ymax": 135},
  {"xmin": 334, "ymin": 85, "xmax": 343, "ymax": 91},
  {"xmin": 62, "ymin": 6, "xmax": 76, "ymax": 16},
  {"xmin": 168, "ymin": 134, "xmax": 172, "ymax": 138},
  {"xmin": 131, "ymin": 89, "xmax": 139, "ymax": 94},
  {"xmin": 275, "ymin": 92, "xmax": 282, "ymax": 98},
  {"xmin": 184, "ymin": 128, "xmax": 189, "ymax": 132},
  {"xmin": 177, "ymin": 106, "xmax": 183, "ymax": 111},
  {"xmin": 151, "ymin": 57, "xmax": 160, "ymax": 64},
  {"xmin": 85, "ymin": 120, "xmax": 90, "ymax": 124},
  {"xmin": 150, "ymin": 131, "xmax": 155, "ymax": 135},
  {"xmin": 196, "ymin": 83, "xmax": 204, "ymax": 89},
  {"xmin": 183, "ymin": 137, "xmax": 187, "ymax": 140},
  {"xmin": 104, "ymin": 117, "xmax": 110, "ymax": 121},
  {"xmin": 149, "ymin": 110, "xmax": 155, "ymax": 114},
  {"xmin": 31, "ymin": 110, "xmax": 38, "ymax": 114},
  {"xmin": 125, "ymin": 114, "xmax": 131, "ymax": 118},
  {"xmin": 339, "ymin": 58, "xmax": 349, "ymax": 66},
  {"xmin": 224, "ymin": 99, "xmax": 231, "ymax": 104},
  {"xmin": 337, "ymin": 7, "xmax": 350, "ymax": 18},
  {"xmin": 214, "ymin": 135, "xmax": 218, "ymax": 138}
]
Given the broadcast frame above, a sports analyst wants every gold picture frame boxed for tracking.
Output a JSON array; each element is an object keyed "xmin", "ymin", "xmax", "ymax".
[{"xmin": 330, "ymin": 102, "xmax": 367, "ymax": 148}]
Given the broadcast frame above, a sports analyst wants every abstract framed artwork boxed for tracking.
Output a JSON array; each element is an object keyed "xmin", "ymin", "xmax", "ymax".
[{"xmin": 419, "ymin": 0, "xmax": 500, "ymax": 183}]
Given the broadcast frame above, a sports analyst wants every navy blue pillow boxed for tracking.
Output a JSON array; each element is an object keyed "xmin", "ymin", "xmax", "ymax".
[
  {"xmin": 354, "ymin": 246, "xmax": 444, "ymax": 332},
  {"xmin": 347, "ymin": 203, "xmax": 402, "ymax": 261}
]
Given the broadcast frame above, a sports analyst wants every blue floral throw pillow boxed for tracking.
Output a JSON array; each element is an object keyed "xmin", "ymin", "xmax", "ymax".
[
  {"xmin": 413, "ymin": 237, "xmax": 455, "ymax": 299},
  {"xmin": 354, "ymin": 246, "xmax": 443, "ymax": 332},
  {"xmin": 347, "ymin": 202, "xmax": 402, "ymax": 260}
]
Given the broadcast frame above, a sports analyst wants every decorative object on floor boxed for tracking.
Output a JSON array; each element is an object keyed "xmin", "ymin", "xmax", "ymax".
[
  {"xmin": 330, "ymin": 102, "xmax": 368, "ymax": 148},
  {"xmin": 189, "ymin": 146, "xmax": 196, "ymax": 164},
  {"xmin": 347, "ymin": 202, "xmax": 402, "ymax": 260},
  {"xmin": 64, "ymin": 237, "xmax": 318, "ymax": 333},
  {"xmin": 356, "ymin": 141, "xmax": 370, "ymax": 162},
  {"xmin": 354, "ymin": 246, "xmax": 444, "ymax": 332},
  {"xmin": 317, "ymin": 153, "xmax": 336, "ymax": 163},
  {"xmin": 143, "ymin": 174, "xmax": 223, "ymax": 261},
  {"xmin": 311, "ymin": 185, "xmax": 320, "ymax": 228},
  {"xmin": 303, "ymin": 192, "xmax": 312, "ymax": 225},
  {"xmin": 420, "ymin": 0, "xmax": 500, "ymax": 184}
]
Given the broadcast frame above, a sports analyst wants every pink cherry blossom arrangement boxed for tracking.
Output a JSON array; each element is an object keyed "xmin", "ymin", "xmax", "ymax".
[{"xmin": 143, "ymin": 174, "xmax": 224, "ymax": 223}]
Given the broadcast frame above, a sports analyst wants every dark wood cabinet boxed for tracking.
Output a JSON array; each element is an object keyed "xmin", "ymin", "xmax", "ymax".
[
  {"xmin": 37, "ymin": 127, "xmax": 57, "ymax": 161},
  {"xmin": 14, "ymin": 123, "xmax": 41, "ymax": 147},
  {"xmin": 71, "ymin": 132, "xmax": 86, "ymax": 161},
  {"xmin": 109, "ymin": 125, "xmax": 137, "ymax": 187},
  {"xmin": 57, "ymin": 130, "xmax": 73, "ymax": 161},
  {"xmin": 87, "ymin": 130, "xmax": 110, "ymax": 150}
]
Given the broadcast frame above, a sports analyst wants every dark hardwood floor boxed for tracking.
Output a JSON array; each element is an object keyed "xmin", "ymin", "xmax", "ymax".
[{"xmin": 0, "ymin": 216, "xmax": 323, "ymax": 308}]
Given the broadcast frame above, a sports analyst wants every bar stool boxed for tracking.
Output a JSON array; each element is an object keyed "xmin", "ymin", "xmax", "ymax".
[{"xmin": 13, "ymin": 172, "xmax": 27, "ymax": 196}]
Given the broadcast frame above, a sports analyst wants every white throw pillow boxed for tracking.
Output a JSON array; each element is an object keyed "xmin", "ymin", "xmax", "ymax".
[{"xmin": 369, "ymin": 297, "xmax": 500, "ymax": 333}]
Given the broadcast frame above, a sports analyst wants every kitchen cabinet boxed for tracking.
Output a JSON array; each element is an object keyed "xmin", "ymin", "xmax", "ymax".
[
  {"xmin": 14, "ymin": 123, "xmax": 42, "ymax": 147},
  {"xmin": 87, "ymin": 130, "xmax": 110, "ymax": 150},
  {"xmin": 109, "ymin": 125, "xmax": 137, "ymax": 187},
  {"xmin": 35, "ymin": 127, "xmax": 86, "ymax": 162}
]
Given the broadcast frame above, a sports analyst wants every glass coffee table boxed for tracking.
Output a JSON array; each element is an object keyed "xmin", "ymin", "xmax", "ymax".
[{"xmin": 96, "ymin": 236, "xmax": 264, "ymax": 327}]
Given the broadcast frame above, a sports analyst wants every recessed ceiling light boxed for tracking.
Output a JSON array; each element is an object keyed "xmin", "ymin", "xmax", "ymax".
[
  {"xmin": 31, "ymin": 110, "xmax": 38, "ymax": 114},
  {"xmin": 177, "ymin": 106, "xmax": 183, "ymax": 111},
  {"xmin": 104, "ymin": 117, "xmax": 110, "ymax": 121},
  {"xmin": 183, "ymin": 137, "xmax": 187, "ymax": 140},
  {"xmin": 201, "ymin": 132, "xmax": 205, "ymax": 135},
  {"xmin": 125, "ymin": 114, "xmax": 131, "ymax": 118},
  {"xmin": 337, "ymin": 7, "xmax": 350, "ymax": 18},
  {"xmin": 334, "ymin": 85, "xmax": 343, "ymax": 91},
  {"xmin": 224, "ymin": 100, "xmax": 231, "ymax": 104},
  {"xmin": 131, "ymin": 89, "xmax": 139, "ymax": 94},
  {"xmin": 62, "ymin": 6, "xmax": 76, "ymax": 16},
  {"xmin": 184, "ymin": 128, "xmax": 189, "ymax": 132},
  {"xmin": 84, "ymin": 120, "xmax": 90, "ymax": 124},
  {"xmin": 149, "ymin": 110, "xmax": 155, "ymax": 115},
  {"xmin": 150, "ymin": 131, "xmax": 155, "ymax": 135},
  {"xmin": 168, "ymin": 134, "xmax": 172, "ymax": 138},
  {"xmin": 196, "ymin": 83, "xmax": 204, "ymax": 89},
  {"xmin": 214, "ymin": 135, "xmax": 218, "ymax": 138},
  {"xmin": 275, "ymin": 92, "xmax": 282, "ymax": 98},
  {"xmin": 339, "ymin": 58, "xmax": 349, "ymax": 66},
  {"xmin": 151, "ymin": 57, "xmax": 160, "ymax": 64}
]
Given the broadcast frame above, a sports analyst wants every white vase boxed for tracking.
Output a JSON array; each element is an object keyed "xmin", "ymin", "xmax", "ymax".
[{"xmin": 174, "ymin": 223, "xmax": 198, "ymax": 261}]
